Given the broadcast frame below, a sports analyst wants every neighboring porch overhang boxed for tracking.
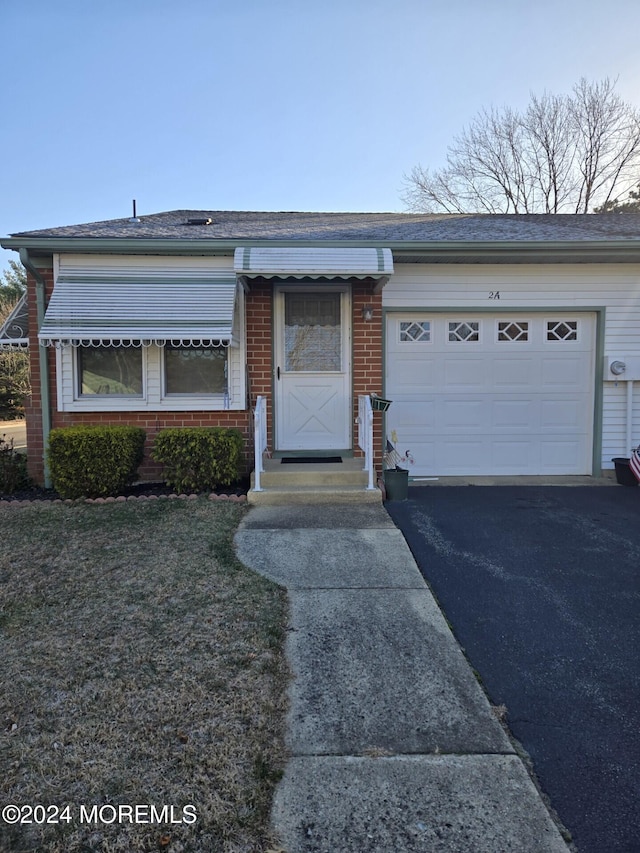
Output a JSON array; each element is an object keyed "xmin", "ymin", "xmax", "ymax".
[
  {"xmin": 234, "ymin": 247, "xmax": 394, "ymax": 291},
  {"xmin": 0, "ymin": 294, "xmax": 29, "ymax": 349},
  {"xmin": 39, "ymin": 273, "xmax": 240, "ymax": 347}
]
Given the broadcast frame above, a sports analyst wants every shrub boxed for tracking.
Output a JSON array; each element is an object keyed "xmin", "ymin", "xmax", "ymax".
[
  {"xmin": 48, "ymin": 425, "xmax": 146, "ymax": 499},
  {"xmin": 0, "ymin": 434, "xmax": 29, "ymax": 494},
  {"xmin": 152, "ymin": 427, "xmax": 244, "ymax": 493}
]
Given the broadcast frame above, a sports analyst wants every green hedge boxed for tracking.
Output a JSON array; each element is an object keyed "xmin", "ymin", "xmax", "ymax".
[
  {"xmin": 48, "ymin": 426, "xmax": 146, "ymax": 499},
  {"xmin": 152, "ymin": 427, "xmax": 244, "ymax": 493}
]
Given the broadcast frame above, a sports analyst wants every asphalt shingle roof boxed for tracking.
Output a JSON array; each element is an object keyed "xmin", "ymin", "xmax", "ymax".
[{"xmin": 10, "ymin": 210, "xmax": 640, "ymax": 243}]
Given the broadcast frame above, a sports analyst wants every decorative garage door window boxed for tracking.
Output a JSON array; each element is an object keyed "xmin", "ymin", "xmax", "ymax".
[
  {"xmin": 498, "ymin": 321, "xmax": 529, "ymax": 342},
  {"xmin": 448, "ymin": 321, "xmax": 479, "ymax": 342},
  {"xmin": 547, "ymin": 320, "xmax": 578, "ymax": 341},
  {"xmin": 400, "ymin": 320, "xmax": 431, "ymax": 342},
  {"xmin": 284, "ymin": 293, "xmax": 341, "ymax": 371}
]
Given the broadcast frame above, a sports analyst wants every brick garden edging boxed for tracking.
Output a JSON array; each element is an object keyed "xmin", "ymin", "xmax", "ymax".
[{"xmin": 0, "ymin": 493, "xmax": 247, "ymax": 508}]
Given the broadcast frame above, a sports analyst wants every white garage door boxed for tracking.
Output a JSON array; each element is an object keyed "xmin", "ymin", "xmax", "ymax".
[{"xmin": 385, "ymin": 313, "xmax": 595, "ymax": 476}]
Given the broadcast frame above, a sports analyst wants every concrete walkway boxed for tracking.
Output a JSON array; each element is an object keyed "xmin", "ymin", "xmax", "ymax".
[{"xmin": 234, "ymin": 504, "xmax": 570, "ymax": 853}]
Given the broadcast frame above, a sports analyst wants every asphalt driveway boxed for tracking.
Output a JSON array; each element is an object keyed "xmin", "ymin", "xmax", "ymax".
[{"xmin": 386, "ymin": 486, "xmax": 640, "ymax": 853}]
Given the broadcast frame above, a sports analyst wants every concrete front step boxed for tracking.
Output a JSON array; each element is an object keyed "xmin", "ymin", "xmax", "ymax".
[
  {"xmin": 252, "ymin": 457, "xmax": 369, "ymax": 487},
  {"xmin": 248, "ymin": 457, "xmax": 381, "ymax": 505},
  {"xmin": 247, "ymin": 484, "xmax": 382, "ymax": 505}
]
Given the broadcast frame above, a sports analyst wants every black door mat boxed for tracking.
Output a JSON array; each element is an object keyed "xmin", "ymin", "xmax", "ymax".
[{"xmin": 280, "ymin": 456, "xmax": 342, "ymax": 464}]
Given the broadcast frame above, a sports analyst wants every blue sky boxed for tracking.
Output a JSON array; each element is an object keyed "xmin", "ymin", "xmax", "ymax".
[{"xmin": 2, "ymin": 0, "xmax": 640, "ymax": 270}]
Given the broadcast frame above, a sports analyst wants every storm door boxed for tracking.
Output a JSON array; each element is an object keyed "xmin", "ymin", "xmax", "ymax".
[{"xmin": 274, "ymin": 287, "xmax": 351, "ymax": 450}]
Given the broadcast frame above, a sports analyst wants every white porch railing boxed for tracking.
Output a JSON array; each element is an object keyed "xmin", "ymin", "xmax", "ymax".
[
  {"xmin": 357, "ymin": 394, "xmax": 376, "ymax": 490},
  {"xmin": 253, "ymin": 395, "xmax": 268, "ymax": 492}
]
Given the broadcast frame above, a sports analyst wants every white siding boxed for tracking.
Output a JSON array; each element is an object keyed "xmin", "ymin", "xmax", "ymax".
[
  {"xmin": 56, "ymin": 254, "xmax": 235, "ymax": 274},
  {"xmin": 383, "ymin": 264, "xmax": 640, "ymax": 470},
  {"xmin": 602, "ymin": 382, "xmax": 640, "ymax": 460},
  {"xmin": 147, "ymin": 347, "xmax": 162, "ymax": 402}
]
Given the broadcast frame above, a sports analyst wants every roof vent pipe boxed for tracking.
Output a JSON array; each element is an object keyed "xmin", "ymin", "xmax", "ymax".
[{"xmin": 129, "ymin": 199, "xmax": 141, "ymax": 223}]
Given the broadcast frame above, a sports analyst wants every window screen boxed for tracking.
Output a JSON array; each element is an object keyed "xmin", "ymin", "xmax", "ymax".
[{"xmin": 164, "ymin": 346, "xmax": 227, "ymax": 395}]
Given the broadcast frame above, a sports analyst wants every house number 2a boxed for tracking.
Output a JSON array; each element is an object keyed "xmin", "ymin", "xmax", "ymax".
[{"xmin": 489, "ymin": 291, "xmax": 501, "ymax": 299}]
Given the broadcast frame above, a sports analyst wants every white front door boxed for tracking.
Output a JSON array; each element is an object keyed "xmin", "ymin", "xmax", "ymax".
[{"xmin": 274, "ymin": 287, "xmax": 351, "ymax": 451}]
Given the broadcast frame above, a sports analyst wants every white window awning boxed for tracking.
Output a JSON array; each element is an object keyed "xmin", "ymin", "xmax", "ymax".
[
  {"xmin": 39, "ymin": 273, "xmax": 239, "ymax": 347},
  {"xmin": 234, "ymin": 247, "xmax": 393, "ymax": 288},
  {"xmin": 0, "ymin": 294, "xmax": 29, "ymax": 349}
]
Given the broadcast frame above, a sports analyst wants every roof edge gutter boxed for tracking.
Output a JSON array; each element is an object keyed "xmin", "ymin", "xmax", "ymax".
[
  {"xmin": 19, "ymin": 248, "xmax": 52, "ymax": 488},
  {"xmin": 0, "ymin": 236, "xmax": 640, "ymax": 263},
  {"xmin": 390, "ymin": 242, "xmax": 640, "ymax": 262}
]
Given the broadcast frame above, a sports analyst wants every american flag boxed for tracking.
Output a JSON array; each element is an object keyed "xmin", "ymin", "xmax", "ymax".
[
  {"xmin": 630, "ymin": 446, "xmax": 640, "ymax": 483},
  {"xmin": 383, "ymin": 437, "xmax": 401, "ymax": 469}
]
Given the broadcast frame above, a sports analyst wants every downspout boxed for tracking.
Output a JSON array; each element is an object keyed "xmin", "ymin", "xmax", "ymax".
[
  {"xmin": 19, "ymin": 248, "xmax": 52, "ymax": 488},
  {"xmin": 627, "ymin": 380, "xmax": 634, "ymax": 454}
]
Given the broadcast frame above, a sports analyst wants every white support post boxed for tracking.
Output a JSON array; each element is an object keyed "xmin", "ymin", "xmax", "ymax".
[
  {"xmin": 253, "ymin": 395, "xmax": 267, "ymax": 492},
  {"xmin": 627, "ymin": 380, "xmax": 634, "ymax": 453},
  {"xmin": 357, "ymin": 394, "xmax": 376, "ymax": 490}
]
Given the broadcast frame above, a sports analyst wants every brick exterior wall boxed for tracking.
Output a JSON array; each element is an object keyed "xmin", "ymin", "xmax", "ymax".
[
  {"xmin": 25, "ymin": 273, "xmax": 384, "ymax": 485},
  {"xmin": 24, "ymin": 269, "xmax": 52, "ymax": 486},
  {"xmin": 351, "ymin": 284, "xmax": 384, "ymax": 469}
]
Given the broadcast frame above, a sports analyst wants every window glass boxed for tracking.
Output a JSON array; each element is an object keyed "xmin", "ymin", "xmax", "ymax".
[
  {"xmin": 165, "ymin": 346, "xmax": 227, "ymax": 394},
  {"xmin": 79, "ymin": 347, "xmax": 143, "ymax": 395},
  {"xmin": 284, "ymin": 293, "xmax": 341, "ymax": 372}
]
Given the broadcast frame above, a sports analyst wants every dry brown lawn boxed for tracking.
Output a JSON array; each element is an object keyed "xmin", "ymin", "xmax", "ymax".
[{"xmin": 0, "ymin": 499, "xmax": 289, "ymax": 853}]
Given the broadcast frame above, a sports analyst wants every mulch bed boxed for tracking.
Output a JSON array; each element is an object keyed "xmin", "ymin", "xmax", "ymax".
[{"xmin": 0, "ymin": 478, "xmax": 250, "ymax": 505}]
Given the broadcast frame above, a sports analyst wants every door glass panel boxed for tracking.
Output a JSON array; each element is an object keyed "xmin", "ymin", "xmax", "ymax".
[{"xmin": 284, "ymin": 293, "xmax": 341, "ymax": 371}]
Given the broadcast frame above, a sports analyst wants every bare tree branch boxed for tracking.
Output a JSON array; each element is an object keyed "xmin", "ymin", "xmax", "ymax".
[{"xmin": 402, "ymin": 78, "xmax": 640, "ymax": 214}]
